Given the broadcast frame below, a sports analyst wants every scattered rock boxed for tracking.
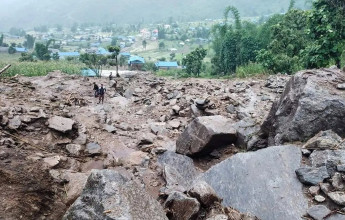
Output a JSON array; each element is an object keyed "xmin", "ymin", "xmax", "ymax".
[
  {"xmin": 314, "ymin": 195, "xmax": 326, "ymax": 203},
  {"xmin": 327, "ymin": 191, "xmax": 345, "ymax": 206},
  {"xmin": 43, "ymin": 156, "xmax": 61, "ymax": 168},
  {"xmin": 326, "ymin": 213, "xmax": 345, "ymax": 220},
  {"xmin": 85, "ymin": 142, "xmax": 102, "ymax": 156},
  {"xmin": 164, "ymin": 191, "xmax": 200, "ymax": 220},
  {"xmin": 176, "ymin": 116, "xmax": 237, "ymax": 156},
  {"xmin": 103, "ymin": 124, "xmax": 116, "ymax": 133},
  {"xmin": 200, "ymin": 145, "xmax": 308, "ymax": 220},
  {"xmin": 8, "ymin": 116, "xmax": 21, "ymax": 129},
  {"xmin": 48, "ymin": 116, "xmax": 75, "ymax": 133},
  {"xmin": 303, "ymin": 130, "xmax": 344, "ymax": 150},
  {"xmin": 63, "ymin": 169, "xmax": 168, "ymax": 220},
  {"xmin": 168, "ymin": 120, "xmax": 181, "ymax": 129},
  {"xmin": 337, "ymin": 83, "xmax": 345, "ymax": 90},
  {"xmin": 331, "ymin": 172, "xmax": 345, "ymax": 190},
  {"xmin": 188, "ymin": 181, "xmax": 221, "ymax": 207},
  {"xmin": 307, "ymin": 205, "xmax": 331, "ymax": 220},
  {"xmin": 295, "ymin": 166, "xmax": 330, "ymax": 185},
  {"xmin": 320, "ymin": 183, "xmax": 332, "ymax": 194},
  {"xmin": 309, "ymin": 186, "xmax": 320, "ymax": 196},
  {"xmin": 66, "ymin": 144, "xmax": 83, "ymax": 156}
]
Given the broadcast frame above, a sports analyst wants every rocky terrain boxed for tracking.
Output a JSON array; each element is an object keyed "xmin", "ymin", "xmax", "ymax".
[{"xmin": 0, "ymin": 67, "xmax": 345, "ymax": 220}]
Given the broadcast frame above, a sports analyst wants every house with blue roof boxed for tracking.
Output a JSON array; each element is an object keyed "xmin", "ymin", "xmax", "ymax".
[
  {"xmin": 96, "ymin": 47, "xmax": 111, "ymax": 55},
  {"xmin": 15, "ymin": 47, "xmax": 28, "ymax": 53},
  {"xmin": 120, "ymin": 52, "xmax": 131, "ymax": 58},
  {"xmin": 128, "ymin": 56, "xmax": 145, "ymax": 70},
  {"xmin": 155, "ymin": 61, "xmax": 179, "ymax": 70},
  {"xmin": 57, "ymin": 51, "xmax": 80, "ymax": 59}
]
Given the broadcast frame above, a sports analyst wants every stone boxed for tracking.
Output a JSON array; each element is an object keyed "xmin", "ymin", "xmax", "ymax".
[
  {"xmin": 303, "ymin": 130, "xmax": 344, "ymax": 150},
  {"xmin": 295, "ymin": 166, "xmax": 330, "ymax": 185},
  {"xmin": 63, "ymin": 169, "xmax": 168, "ymax": 220},
  {"xmin": 260, "ymin": 68, "xmax": 345, "ymax": 146},
  {"xmin": 150, "ymin": 122, "xmax": 167, "ymax": 135},
  {"xmin": 191, "ymin": 104, "xmax": 203, "ymax": 117},
  {"xmin": 233, "ymin": 118, "xmax": 260, "ymax": 150},
  {"xmin": 315, "ymin": 195, "xmax": 326, "ymax": 203},
  {"xmin": 309, "ymin": 186, "xmax": 320, "ymax": 196},
  {"xmin": 66, "ymin": 144, "xmax": 83, "ymax": 156},
  {"xmin": 158, "ymin": 151, "xmax": 200, "ymax": 193},
  {"xmin": 200, "ymin": 145, "xmax": 308, "ymax": 220},
  {"xmin": 326, "ymin": 213, "xmax": 345, "ymax": 220},
  {"xmin": 48, "ymin": 116, "xmax": 75, "ymax": 133},
  {"xmin": 307, "ymin": 205, "xmax": 331, "ymax": 220},
  {"xmin": 85, "ymin": 142, "xmax": 102, "ymax": 156},
  {"xmin": 172, "ymin": 105, "xmax": 181, "ymax": 114},
  {"xmin": 73, "ymin": 132, "xmax": 87, "ymax": 145},
  {"xmin": 8, "ymin": 116, "xmax": 21, "ymax": 129},
  {"xmin": 188, "ymin": 181, "xmax": 221, "ymax": 206},
  {"xmin": 43, "ymin": 156, "xmax": 61, "ymax": 168},
  {"xmin": 103, "ymin": 124, "xmax": 116, "ymax": 133},
  {"xmin": 320, "ymin": 183, "xmax": 332, "ymax": 194},
  {"xmin": 176, "ymin": 116, "xmax": 237, "ymax": 156},
  {"xmin": 337, "ymin": 165, "xmax": 345, "ymax": 172},
  {"xmin": 124, "ymin": 151, "xmax": 149, "ymax": 167},
  {"xmin": 63, "ymin": 171, "xmax": 89, "ymax": 205},
  {"xmin": 302, "ymin": 149, "xmax": 312, "ymax": 156},
  {"xmin": 168, "ymin": 120, "xmax": 181, "ymax": 129},
  {"xmin": 0, "ymin": 150, "xmax": 9, "ymax": 160},
  {"xmin": 206, "ymin": 214, "xmax": 228, "ymax": 220},
  {"xmin": 226, "ymin": 104, "xmax": 236, "ymax": 114},
  {"xmin": 327, "ymin": 191, "xmax": 345, "ymax": 206},
  {"xmin": 331, "ymin": 172, "xmax": 345, "ymax": 190},
  {"xmin": 337, "ymin": 83, "xmax": 345, "ymax": 90},
  {"xmin": 164, "ymin": 191, "xmax": 200, "ymax": 220},
  {"xmin": 138, "ymin": 133, "xmax": 156, "ymax": 145},
  {"xmin": 310, "ymin": 150, "xmax": 345, "ymax": 168}
]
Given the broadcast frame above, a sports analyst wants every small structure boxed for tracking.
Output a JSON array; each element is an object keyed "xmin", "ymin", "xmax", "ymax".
[
  {"xmin": 58, "ymin": 52, "xmax": 80, "ymax": 59},
  {"xmin": 81, "ymin": 68, "xmax": 97, "ymax": 77},
  {"xmin": 15, "ymin": 47, "xmax": 28, "ymax": 53},
  {"xmin": 96, "ymin": 47, "xmax": 111, "ymax": 55},
  {"xmin": 128, "ymin": 56, "xmax": 145, "ymax": 70},
  {"xmin": 120, "ymin": 52, "xmax": 131, "ymax": 58},
  {"xmin": 155, "ymin": 61, "xmax": 178, "ymax": 70}
]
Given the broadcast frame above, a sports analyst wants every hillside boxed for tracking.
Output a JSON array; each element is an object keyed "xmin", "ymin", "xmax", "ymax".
[{"xmin": 0, "ymin": 0, "xmax": 308, "ymax": 30}]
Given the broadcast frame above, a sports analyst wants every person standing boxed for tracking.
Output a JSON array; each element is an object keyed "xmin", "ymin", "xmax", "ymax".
[
  {"xmin": 109, "ymin": 72, "xmax": 113, "ymax": 81},
  {"xmin": 93, "ymin": 82, "xmax": 99, "ymax": 97},
  {"xmin": 98, "ymin": 84, "xmax": 106, "ymax": 104}
]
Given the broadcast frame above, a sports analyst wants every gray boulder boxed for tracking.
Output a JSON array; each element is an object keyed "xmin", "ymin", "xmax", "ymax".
[
  {"xmin": 8, "ymin": 116, "xmax": 21, "ymax": 129},
  {"xmin": 326, "ymin": 213, "xmax": 345, "ymax": 220},
  {"xmin": 48, "ymin": 116, "xmax": 75, "ymax": 133},
  {"xmin": 176, "ymin": 116, "xmax": 237, "ymax": 156},
  {"xmin": 164, "ymin": 191, "xmax": 200, "ymax": 220},
  {"xmin": 260, "ymin": 68, "xmax": 345, "ymax": 146},
  {"xmin": 233, "ymin": 118, "xmax": 261, "ymax": 150},
  {"xmin": 310, "ymin": 150, "xmax": 345, "ymax": 167},
  {"xmin": 63, "ymin": 169, "xmax": 168, "ymax": 220},
  {"xmin": 295, "ymin": 166, "xmax": 330, "ymax": 185},
  {"xmin": 158, "ymin": 151, "xmax": 200, "ymax": 193},
  {"xmin": 85, "ymin": 142, "xmax": 102, "ymax": 156},
  {"xmin": 188, "ymin": 181, "xmax": 221, "ymax": 206},
  {"xmin": 307, "ymin": 205, "xmax": 331, "ymax": 220},
  {"xmin": 200, "ymin": 145, "xmax": 308, "ymax": 220}
]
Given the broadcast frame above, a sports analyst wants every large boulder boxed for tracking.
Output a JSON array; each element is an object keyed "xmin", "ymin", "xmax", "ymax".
[
  {"xmin": 63, "ymin": 169, "xmax": 168, "ymax": 220},
  {"xmin": 164, "ymin": 191, "xmax": 200, "ymax": 220},
  {"xmin": 260, "ymin": 68, "xmax": 345, "ymax": 146},
  {"xmin": 176, "ymin": 116, "xmax": 237, "ymax": 156},
  {"xmin": 200, "ymin": 145, "xmax": 308, "ymax": 220},
  {"xmin": 158, "ymin": 151, "xmax": 200, "ymax": 193}
]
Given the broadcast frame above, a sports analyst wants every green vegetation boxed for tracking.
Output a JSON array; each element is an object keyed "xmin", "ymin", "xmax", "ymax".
[
  {"xmin": 182, "ymin": 47, "xmax": 207, "ymax": 77},
  {"xmin": 0, "ymin": 60, "xmax": 86, "ymax": 77}
]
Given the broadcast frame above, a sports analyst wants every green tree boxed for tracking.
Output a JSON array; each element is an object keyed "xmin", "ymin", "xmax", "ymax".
[
  {"xmin": 142, "ymin": 40, "xmax": 147, "ymax": 50},
  {"xmin": 23, "ymin": 34, "xmax": 35, "ymax": 49},
  {"xmin": 108, "ymin": 45, "xmax": 121, "ymax": 77},
  {"xmin": 80, "ymin": 53, "xmax": 106, "ymax": 77},
  {"xmin": 182, "ymin": 47, "xmax": 207, "ymax": 77},
  {"xmin": 19, "ymin": 53, "xmax": 34, "ymax": 62},
  {"xmin": 35, "ymin": 39, "xmax": 54, "ymax": 61},
  {"xmin": 157, "ymin": 26, "xmax": 166, "ymax": 39},
  {"xmin": 302, "ymin": 0, "xmax": 345, "ymax": 68},
  {"xmin": 159, "ymin": 42, "xmax": 165, "ymax": 50},
  {"xmin": 52, "ymin": 52, "xmax": 59, "ymax": 60},
  {"xmin": 170, "ymin": 52, "xmax": 176, "ymax": 61},
  {"xmin": 0, "ymin": 34, "xmax": 3, "ymax": 46},
  {"xmin": 8, "ymin": 43, "xmax": 16, "ymax": 54}
]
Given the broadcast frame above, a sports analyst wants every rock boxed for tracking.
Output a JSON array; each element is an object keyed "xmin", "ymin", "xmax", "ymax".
[
  {"xmin": 138, "ymin": 133, "xmax": 156, "ymax": 145},
  {"xmin": 206, "ymin": 214, "xmax": 228, "ymax": 220},
  {"xmin": 63, "ymin": 172, "xmax": 89, "ymax": 205},
  {"xmin": 85, "ymin": 142, "xmax": 102, "ymax": 156},
  {"xmin": 200, "ymin": 145, "xmax": 308, "ymax": 220},
  {"xmin": 73, "ymin": 132, "xmax": 87, "ymax": 145},
  {"xmin": 307, "ymin": 205, "xmax": 331, "ymax": 220},
  {"xmin": 302, "ymin": 149, "xmax": 312, "ymax": 156},
  {"xmin": 326, "ymin": 213, "xmax": 345, "ymax": 220},
  {"xmin": 303, "ymin": 130, "xmax": 344, "ymax": 150},
  {"xmin": 226, "ymin": 104, "xmax": 236, "ymax": 114},
  {"xmin": 337, "ymin": 165, "xmax": 345, "ymax": 172},
  {"xmin": 63, "ymin": 169, "xmax": 168, "ymax": 220},
  {"xmin": 327, "ymin": 191, "xmax": 345, "ymax": 206},
  {"xmin": 168, "ymin": 120, "xmax": 181, "ymax": 129},
  {"xmin": 150, "ymin": 122, "xmax": 167, "ymax": 135},
  {"xmin": 66, "ymin": 144, "xmax": 83, "ymax": 156},
  {"xmin": 309, "ymin": 186, "xmax": 320, "ymax": 196},
  {"xmin": 295, "ymin": 166, "xmax": 330, "ymax": 185},
  {"xmin": 172, "ymin": 105, "xmax": 181, "ymax": 114},
  {"xmin": 331, "ymin": 172, "xmax": 345, "ymax": 190},
  {"xmin": 310, "ymin": 150, "xmax": 345, "ymax": 168},
  {"xmin": 103, "ymin": 124, "xmax": 116, "ymax": 133},
  {"xmin": 48, "ymin": 116, "xmax": 75, "ymax": 133},
  {"xmin": 337, "ymin": 83, "xmax": 345, "ymax": 90},
  {"xmin": 124, "ymin": 151, "xmax": 149, "ymax": 167},
  {"xmin": 158, "ymin": 151, "xmax": 200, "ymax": 193},
  {"xmin": 233, "ymin": 118, "xmax": 260, "ymax": 150},
  {"xmin": 315, "ymin": 195, "xmax": 326, "ymax": 203},
  {"xmin": 164, "ymin": 191, "xmax": 200, "ymax": 220},
  {"xmin": 320, "ymin": 183, "xmax": 332, "ymax": 194},
  {"xmin": 43, "ymin": 156, "xmax": 61, "ymax": 168},
  {"xmin": 176, "ymin": 116, "xmax": 237, "ymax": 156},
  {"xmin": 260, "ymin": 68, "xmax": 345, "ymax": 146},
  {"xmin": 191, "ymin": 104, "xmax": 204, "ymax": 117},
  {"xmin": 0, "ymin": 150, "xmax": 9, "ymax": 160},
  {"xmin": 8, "ymin": 116, "xmax": 21, "ymax": 129},
  {"xmin": 188, "ymin": 181, "xmax": 221, "ymax": 206}
]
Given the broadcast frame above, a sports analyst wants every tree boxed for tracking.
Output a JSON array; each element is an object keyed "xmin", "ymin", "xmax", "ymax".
[
  {"xmin": 0, "ymin": 34, "xmax": 3, "ymax": 46},
  {"xmin": 108, "ymin": 45, "xmax": 121, "ymax": 77},
  {"xmin": 142, "ymin": 40, "xmax": 147, "ymax": 50},
  {"xmin": 52, "ymin": 52, "xmax": 59, "ymax": 61},
  {"xmin": 19, "ymin": 53, "xmax": 34, "ymax": 62},
  {"xmin": 182, "ymin": 47, "xmax": 207, "ymax": 77},
  {"xmin": 80, "ymin": 53, "xmax": 106, "ymax": 77},
  {"xmin": 170, "ymin": 52, "xmax": 176, "ymax": 61},
  {"xmin": 302, "ymin": 0, "xmax": 345, "ymax": 68},
  {"xmin": 35, "ymin": 39, "xmax": 54, "ymax": 61},
  {"xmin": 23, "ymin": 34, "xmax": 35, "ymax": 49},
  {"xmin": 159, "ymin": 42, "xmax": 165, "ymax": 50},
  {"xmin": 8, "ymin": 43, "xmax": 16, "ymax": 54},
  {"xmin": 157, "ymin": 26, "xmax": 166, "ymax": 39}
]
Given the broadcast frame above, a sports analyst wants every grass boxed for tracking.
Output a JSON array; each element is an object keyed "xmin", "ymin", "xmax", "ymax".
[
  {"xmin": 235, "ymin": 63, "xmax": 269, "ymax": 78},
  {"xmin": 0, "ymin": 59, "xmax": 87, "ymax": 77}
]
